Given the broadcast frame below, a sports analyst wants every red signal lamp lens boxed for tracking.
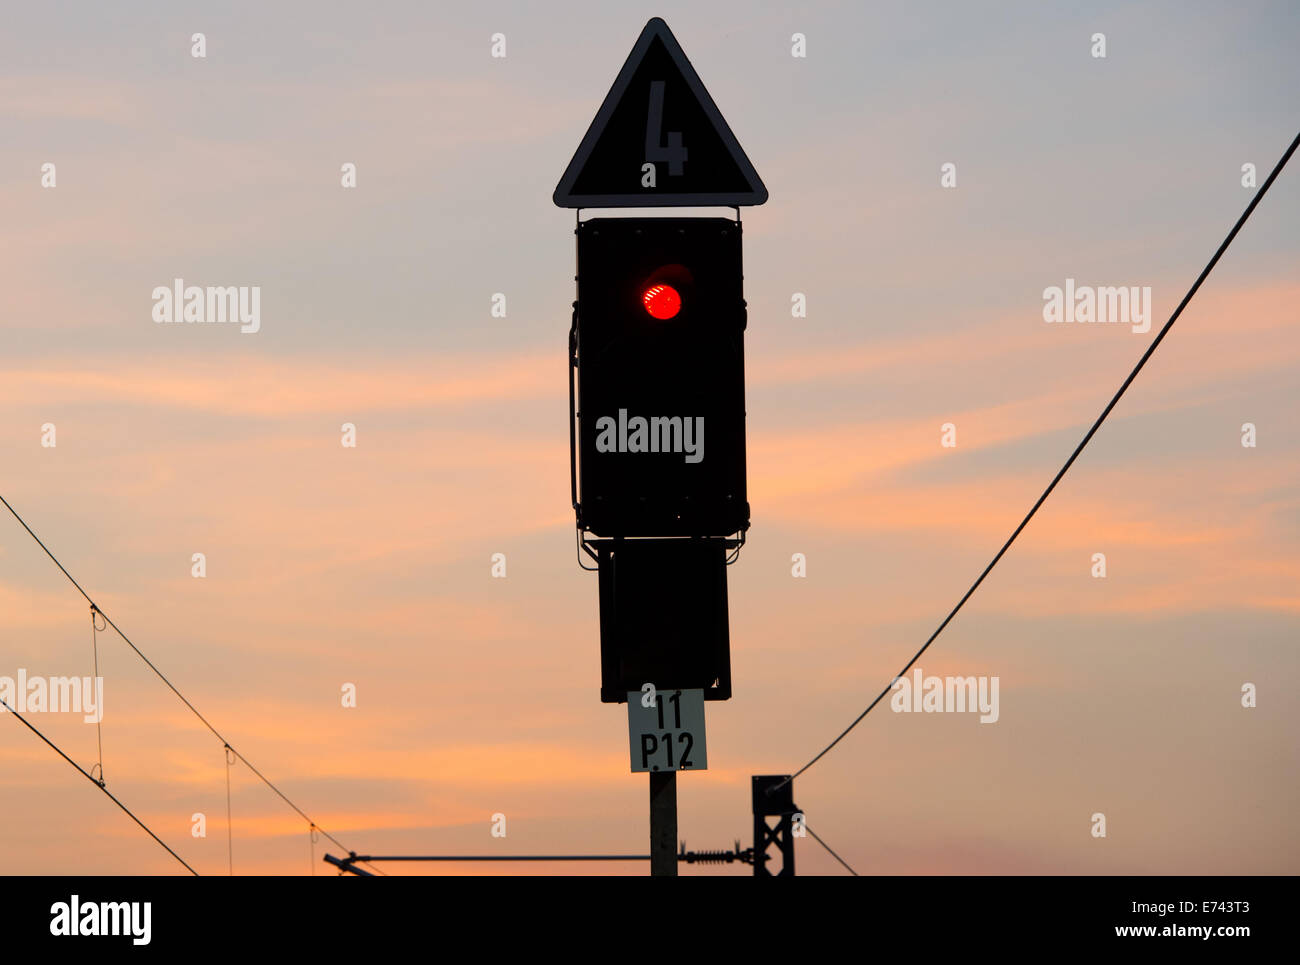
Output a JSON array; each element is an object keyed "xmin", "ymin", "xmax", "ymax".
[{"xmin": 642, "ymin": 284, "xmax": 681, "ymax": 320}]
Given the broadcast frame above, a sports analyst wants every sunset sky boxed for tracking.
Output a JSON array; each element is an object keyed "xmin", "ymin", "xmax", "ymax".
[{"xmin": 2, "ymin": 1, "xmax": 1297, "ymax": 875}]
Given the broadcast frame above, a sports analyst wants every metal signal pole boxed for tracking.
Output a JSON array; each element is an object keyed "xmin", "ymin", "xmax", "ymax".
[{"xmin": 649, "ymin": 771, "xmax": 678, "ymax": 876}]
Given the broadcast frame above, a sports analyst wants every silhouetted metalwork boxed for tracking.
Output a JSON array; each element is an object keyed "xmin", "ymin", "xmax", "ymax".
[
  {"xmin": 752, "ymin": 775, "xmax": 799, "ymax": 877},
  {"xmin": 678, "ymin": 840, "xmax": 753, "ymax": 866},
  {"xmin": 593, "ymin": 537, "xmax": 733, "ymax": 702},
  {"xmin": 323, "ymin": 841, "xmax": 761, "ymax": 876}
]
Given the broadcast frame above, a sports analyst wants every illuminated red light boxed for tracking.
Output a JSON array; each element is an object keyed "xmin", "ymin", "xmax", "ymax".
[{"xmin": 642, "ymin": 284, "xmax": 681, "ymax": 320}]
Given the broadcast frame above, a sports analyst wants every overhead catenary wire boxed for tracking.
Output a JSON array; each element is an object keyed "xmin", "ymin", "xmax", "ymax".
[
  {"xmin": 0, "ymin": 492, "xmax": 385, "ymax": 875},
  {"xmin": 0, "ymin": 695, "xmax": 198, "ymax": 875},
  {"xmin": 776, "ymin": 128, "xmax": 1300, "ymax": 794},
  {"xmin": 805, "ymin": 824, "xmax": 859, "ymax": 876}
]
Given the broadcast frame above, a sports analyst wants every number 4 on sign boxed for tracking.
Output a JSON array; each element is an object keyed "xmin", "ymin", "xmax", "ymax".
[
  {"xmin": 645, "ymin": 80, "xmax": 687, "ymax": 177},
  {"xmin": 627, "ymin": 687, "xmax": 707, "ymax": 772}
]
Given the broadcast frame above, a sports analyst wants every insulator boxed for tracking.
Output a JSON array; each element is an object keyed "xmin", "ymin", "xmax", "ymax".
[{"xmin": 685, "ymin": 849, "xmax": 734, "ymax": 864}]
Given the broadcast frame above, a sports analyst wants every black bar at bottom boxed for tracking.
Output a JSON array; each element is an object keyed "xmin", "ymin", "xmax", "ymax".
[{"xmin": 10, "ymin": 875, "xmax": 1285, "ymax": 948}]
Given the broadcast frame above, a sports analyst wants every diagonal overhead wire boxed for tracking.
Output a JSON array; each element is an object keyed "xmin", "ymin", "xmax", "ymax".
[
  {"xmin": 805, "ymin": 824, "xmax": 859, "ymax": 876},
  {"xmin": 1, "ymin": 695, "xmax": 198, "ymax": 875},
  {"xmin": 776, "ymin": 128, "xmax": 1300, "ymax": 793},
  {"xmin": 0, "ymin": 492, "xmax": 383, "ymax": 874}
]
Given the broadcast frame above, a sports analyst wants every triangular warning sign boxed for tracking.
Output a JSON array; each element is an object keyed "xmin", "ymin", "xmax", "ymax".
[{"xmin": 553, "ymin": 18, "xmax": 768, "ymax": 208}]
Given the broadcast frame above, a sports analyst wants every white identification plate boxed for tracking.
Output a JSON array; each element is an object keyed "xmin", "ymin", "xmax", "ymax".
[{"xmin": 627, "ymin": 688, "xmax": 707, "ymax": 772}]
